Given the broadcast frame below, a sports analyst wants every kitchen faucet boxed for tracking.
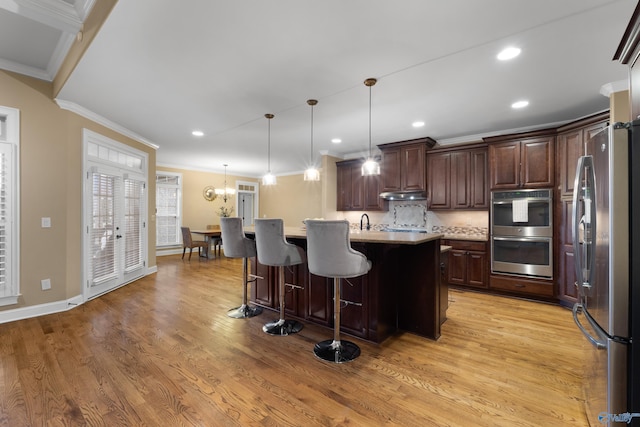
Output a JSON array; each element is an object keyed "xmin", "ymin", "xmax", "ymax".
[{"xmin": 360, "ymin": 213, "xmax": 370, "ymax": 231}]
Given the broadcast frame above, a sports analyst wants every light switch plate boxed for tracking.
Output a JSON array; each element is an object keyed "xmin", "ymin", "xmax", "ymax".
[{"xmin": 41, "ymin": 217, "xmax": 51, "ymax": 228}]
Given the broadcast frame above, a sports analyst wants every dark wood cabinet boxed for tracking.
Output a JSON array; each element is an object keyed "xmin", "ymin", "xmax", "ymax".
[
  {"xmin": 426, "ymin": 151, "xmax": 450, "ymax": 209},
  {"xmin": 489, "ymin": 274, "xmax": 554, "ymax": 298},
  {"xmin": 251, "ymin": 257, "xmax": 274, "ymax": 308},
  {"xmin": 336, "ymin": 159, "xmax": 389, "ymax": 211},
  {"xmin": 248, "ymin": 236, "xmax": 442, "ymax": 343},
  {"xmin": 485, "ymin": 132, "xmax": 555, "ymax": 190},
  {"xmin": 336, "ymin": 159, "xmax": 387, "ymax": 211},
  {"xmin": 443, "ymin": 239, "xmax": 488, "ymax": 289},
  {"xmin": 378, "ymin": 137, "xmax": 436, "ymax": 193},
  {"xmin": 338, "ymin": 242, "xmax": 368, "ymax": 337},
  {"xmin": 555, "ymin": 112, "xmax": 608, "ymax": 306},
  {"xmin": 427, "ymin": 144, "xmax": 488, "ymax": 210}
]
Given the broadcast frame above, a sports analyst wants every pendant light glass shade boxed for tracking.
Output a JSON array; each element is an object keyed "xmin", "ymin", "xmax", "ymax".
[
  {"xmin": 362, "ymin": 78, "xmax": 381, "ymax": 176},
  {"xmin": 262, "ymin": 113, "xmax": 277, "ymax": 186},
  {"xmin": 215, "ymin": 164, "xmax": 235, "ymax": 202},
  {"xmin": 304, "ymin": 99, "xmax": 320, "ymax": 181}
]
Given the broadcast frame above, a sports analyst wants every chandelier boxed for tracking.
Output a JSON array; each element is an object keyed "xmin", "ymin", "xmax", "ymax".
[{"xmin": 215, "ymin": 164, "xmax": 235, "ymax": 202}]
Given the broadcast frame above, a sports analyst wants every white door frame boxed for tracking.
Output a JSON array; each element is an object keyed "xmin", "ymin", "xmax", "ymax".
[{"xmin": 82, "ymin": 129, "xmax": 148, "ymax": 301}]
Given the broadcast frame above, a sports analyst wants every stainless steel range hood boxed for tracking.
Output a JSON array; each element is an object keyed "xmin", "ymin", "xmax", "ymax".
[{"xmin": 379, "ymin": 191, "xmax": 428, "ymax": 201}]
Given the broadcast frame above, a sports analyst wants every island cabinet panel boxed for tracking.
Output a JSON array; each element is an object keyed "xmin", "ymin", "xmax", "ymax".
[
  {"xmin": 247, "ymin": 232, "xmax": 443, "ymax": 343},
  {"xmin": 485, "ymin": 132, "xmax": 555, "ymax": 190},
  {"xmin": 307, "ymin": 274, "xmax": 331, "ymax": 324},
  {"xmin": 281, "ymin": 263, "xmax": 307, "ymax": 318},
  {"xmin": 396, "ymin": 240, "xmax": 441, "ymax": 339},
  {"xmin": 250, "ymin": 258, "xmax": 274, "ymax": 308}
]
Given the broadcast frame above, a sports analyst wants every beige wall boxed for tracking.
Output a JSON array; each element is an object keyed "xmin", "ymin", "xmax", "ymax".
[
  {"xmin": 611, "ymin": 89, "xmax": 631, "ymax": 123},
  {"xmin": 258, "ymin": 172, "xmax": 324, "ymax": 226},
  {"xmin": 0, "ymin": 70, "xmax": 156, "ymax": 312},
  {"xmin": 157, "ymin": 166, "xmax": 259, "ymax": 230}
]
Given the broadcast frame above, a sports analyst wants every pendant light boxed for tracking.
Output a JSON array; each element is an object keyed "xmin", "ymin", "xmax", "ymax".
[
  {"xmin": 303, "ymin": 99, "xmax": 320, "ymax": 181},
  {"xmin": 215, "ymin": 164, "xmax": 235, "ymax": 202},
  {"xmin": 262, "ymin": 113, "xmax": 277, "ymax": 186},
  {"xmin": 362, "ymin": 78, "xmax": 380, "ymax": 176}
]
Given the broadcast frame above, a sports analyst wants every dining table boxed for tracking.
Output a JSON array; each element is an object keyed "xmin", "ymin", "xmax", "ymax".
[{"xmin": 190, "ymin": 229, "xmax": 222, "ymax": 259}]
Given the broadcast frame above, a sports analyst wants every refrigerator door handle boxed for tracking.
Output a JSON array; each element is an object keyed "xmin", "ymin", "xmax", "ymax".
[
  {"xmin": 572, "ymin": 155, "xmax": 596, "ymax": 297},
  {"xmin": 572, "ymin": 303, "xmax": 607, "ymax": 349}
]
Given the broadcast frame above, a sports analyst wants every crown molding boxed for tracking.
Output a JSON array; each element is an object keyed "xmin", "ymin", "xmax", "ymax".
[
  {"xmin": 55, "ymin": 99, "xmax": 159, "ymax": 150},
  {"xmin": 600, "ymin": 80, "xmax": 629, "ymax": 97}
]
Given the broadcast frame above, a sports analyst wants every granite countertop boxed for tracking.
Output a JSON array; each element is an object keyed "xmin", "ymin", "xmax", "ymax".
[{"xmin": 244, "ymin": 226, "xmax": 444, "ymax": 246}]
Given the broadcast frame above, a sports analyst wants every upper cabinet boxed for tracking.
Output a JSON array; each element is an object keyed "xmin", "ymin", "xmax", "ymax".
[
  {"xmin": 485, "ymin": 131, "xmax": 555, "ymax": 190},
  {"xmin": 378, "ymin": 137, "xmax": 436, "ymax": 193},
  {"xmin": 336, "ymin": 158, "xmax": 387, "ymax": 211},
  {"xmin": 427, "ymin": 144, "xmax": 488, "ymax": 210},
  {"xmin": 556, "ymin": 113, "xmax": 608, "ymax": 198}
]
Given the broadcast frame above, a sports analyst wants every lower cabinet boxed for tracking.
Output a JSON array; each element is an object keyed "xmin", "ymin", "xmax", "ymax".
[
  {"xmin": 489, "ymin": 274, "xmax": 554, "ymax": 299},
  {"xmin": 249, "ymin": 238, "xmax": 424, "ymax": 343},
  {"xmin": 250, "ymin": 239, "xmax": 376, "ymax": 341},
  {"xmin": 443, "ymin": 239, "xmax": 488, "ymax": 289}
]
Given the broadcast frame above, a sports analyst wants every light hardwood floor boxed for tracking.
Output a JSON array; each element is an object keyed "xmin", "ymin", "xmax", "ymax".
[{"xmin": 0, "ymin": 254, "xmax": 589, "ymax": 426}]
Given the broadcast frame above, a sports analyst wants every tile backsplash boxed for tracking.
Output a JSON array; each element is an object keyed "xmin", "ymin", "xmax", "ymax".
[{"xmin": 341, "ymin": 201, "xmax": 489, "ymax": 234}]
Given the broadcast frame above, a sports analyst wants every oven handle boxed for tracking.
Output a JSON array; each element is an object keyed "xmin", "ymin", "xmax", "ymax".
[{"xmin": 491, "ymin": 236, "xmax": 551, "ymax": 242}]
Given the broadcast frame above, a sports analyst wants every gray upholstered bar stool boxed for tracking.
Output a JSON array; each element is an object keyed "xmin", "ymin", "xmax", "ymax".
[
  {"xmin": 254, "ymin": 218, "xmax": 305, "ymax": 336},
  {"xmin": 305, "ymin": 219, "xmax": 371, "ymax": 363},
  {"xmin": 220, "ymin": 217, "xmax": 263, "ymax": 318}
]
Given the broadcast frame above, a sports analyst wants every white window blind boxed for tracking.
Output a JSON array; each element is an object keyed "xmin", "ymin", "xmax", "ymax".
[
  {"xmin": 124, "ymin": 177, "xmax": 144, "ymax": 272},
  {"xmin": 156, "ymin": 173, "xmax": 181, "ymax": 246},
  {"xmin": 90, "ymin": 172, "xmax": 118, "ymax": 284}
]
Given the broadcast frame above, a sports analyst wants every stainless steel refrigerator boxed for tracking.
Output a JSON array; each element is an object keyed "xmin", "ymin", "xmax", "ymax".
[{"xmin": 572, "ymin": 122, "xmax": 640, "ymax": 426}]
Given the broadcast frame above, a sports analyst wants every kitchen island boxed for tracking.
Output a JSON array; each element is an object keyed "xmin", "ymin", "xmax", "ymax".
[{"xmin": 244, "ymin": 227, "xmax": 444, "ymax": 343}]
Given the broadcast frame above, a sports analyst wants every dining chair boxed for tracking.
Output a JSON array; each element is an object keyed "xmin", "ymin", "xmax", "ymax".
[{"xmin": 180, "ymin": 227, "xmax": 209, "ymax": 260}]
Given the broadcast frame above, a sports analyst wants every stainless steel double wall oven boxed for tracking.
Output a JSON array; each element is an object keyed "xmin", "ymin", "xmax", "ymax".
[{"xmin": 490, "ymin": 189, "xmax": 553, "ymax": 279}]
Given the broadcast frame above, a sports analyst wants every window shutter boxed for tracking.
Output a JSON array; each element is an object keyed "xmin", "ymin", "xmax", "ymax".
[{"xmin": 0, "ymin": 143, "xmax": 12, "ymax": 297}]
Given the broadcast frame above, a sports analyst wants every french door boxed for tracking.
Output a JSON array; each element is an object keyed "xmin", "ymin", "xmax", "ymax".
[{"xmin": 83, "ymin": 130, "xmax": 147, "ymax": 300}]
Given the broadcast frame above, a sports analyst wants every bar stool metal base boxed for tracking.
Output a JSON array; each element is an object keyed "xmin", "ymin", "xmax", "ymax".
[
  {"xmin": 313, "ymin": 339, "xmax": 360, "ymax": 363},
  {"xmin": 227, "ymin": 304, "xmax": 263, "ymax": 319},
  {"xmin": 263, "ymin": 318, "xmax": 303, "ymax": 336}
]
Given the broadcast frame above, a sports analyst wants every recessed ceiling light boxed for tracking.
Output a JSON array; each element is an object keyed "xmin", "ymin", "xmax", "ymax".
[
  {"xmin": 497, "ymin": 47, "xmax": 521, "ymax": 61},
  {"xmin": 331, "ymin": 138, "xmax": 342, "ymax": 144},
  {"xmin": 192, "ymin": 130, "xmax": 204, "ymax": 137},
  {"xmin": 412, "ymin": 121, "xmax": 425, "ymax": 128},
  {"xmin": 511, "ymin": 100, "xmax": 529, "ymax": 109}
]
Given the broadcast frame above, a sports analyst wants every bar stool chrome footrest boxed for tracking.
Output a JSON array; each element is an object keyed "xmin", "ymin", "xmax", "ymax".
[
  {"xmin": 263, "ymin": 318, "xmax": 303, "ymax": 336},
  {"xmin": 313, "ymin": 339, "xmax": 360, "ymax": 363},
  {"xmin": 227, "ymin": 304, "xmax": 263, "ymax": 319}
]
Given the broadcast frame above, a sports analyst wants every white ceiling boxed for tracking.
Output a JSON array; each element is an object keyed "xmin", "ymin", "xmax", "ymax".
[{"xmin": 1, "ymin": 0, "xmax": 637, "ymax": 177}]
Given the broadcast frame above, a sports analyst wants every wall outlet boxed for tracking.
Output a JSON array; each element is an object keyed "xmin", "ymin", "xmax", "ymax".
[{"xmin": 41, "ymin": 278, "xmax": 51, "ymax": 290}]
